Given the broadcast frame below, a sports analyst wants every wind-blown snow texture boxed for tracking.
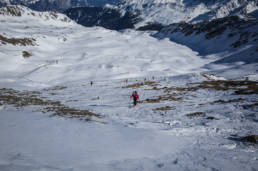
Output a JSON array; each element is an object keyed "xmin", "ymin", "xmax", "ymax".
[{"xmin": 0, "ymin": 5, "xmax": 258, "ymax": 171}]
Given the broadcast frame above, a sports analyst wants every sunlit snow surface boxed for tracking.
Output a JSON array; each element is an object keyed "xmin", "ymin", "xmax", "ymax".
[
  {"xmin": 0, "ymin": 6, "xmax": 258, "ymax": 171},
  {"xmin": 0, "ymin": 9, "xmax": 212, "ymax": 88}
]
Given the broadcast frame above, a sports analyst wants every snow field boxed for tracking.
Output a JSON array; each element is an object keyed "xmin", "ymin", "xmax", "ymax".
[
  {"xmin": 0, "ymin": 6, "xmax": 258, "ymax": 171},
  {"xmin": 0, "ymin": 13, "xmax": 213, "ymax": 88},
  {"xmin": 1, "ymin": 73, "xmax": 258, "ymax": 171}
]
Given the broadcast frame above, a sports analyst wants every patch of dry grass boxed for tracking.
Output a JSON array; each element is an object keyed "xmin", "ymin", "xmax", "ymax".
[
  {"xmin": 186, "ymin": 112, "xmax": 205, "ymax": 118},
  {"xmin": 242, "ymin": 135, "xmax": 258, "ymax": 144},
  {"xmin": 210, "ymin": 98, "xmax": 244, "ymax": 104},
  {"xmin": 153, "ymin": 106, "xmax": 173, "ymax": 111},
  {"xmin": 140, "ymin": 93, "xmax": 182, "ymax": 104},
  {"xmin": 162, "ymin": 80, "xmax": 258, "ymax": 95},
  {"xmin": 164, "ymin": 87, "xmax": 198, "ymax": 93},
  {"xmin": 0, "ymin": 34, "xmax": 35, "ymax": 46},
  {"xmin": 0, "ymin": 88, "xmax": 102, "ymax": 121},
  {"xmin": 22, "ymin": 51, "xmax": 32, "ymax": 58},
  {"xmin": 206, "ymin": 116, "xmax": 217, "ymax": 120},
  {"xmin": 44, "ymin": 86, "xmax": 67, "ymax": 91},
  {"xmin": 193, "ymin": 80, "xmax": 258, "ymax": 93},
  {"xmin": 122, "ymin": 81, "xmax": 158, "ymax": 89},
  {"xmin": 235, "ymin": 82, "xmax": 258, "ymax": 94}
]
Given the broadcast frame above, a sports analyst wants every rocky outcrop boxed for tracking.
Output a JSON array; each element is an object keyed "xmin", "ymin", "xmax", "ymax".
[
  {"xmin": 65, "ymin": 6, "xmax": 141, "ymax": 30},
  {"xmin": 157, "ymin": 14, "xmax": 258, "ymax": 63},
  {"xmin": 0, "ymin": 5, "xmax": 73, "ymax": 23}
]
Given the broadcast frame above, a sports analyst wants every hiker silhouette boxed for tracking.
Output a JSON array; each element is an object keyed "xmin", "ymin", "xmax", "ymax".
[{"xmin": 131, "ymin": 91, "xmax": 139, "ymax": 106}]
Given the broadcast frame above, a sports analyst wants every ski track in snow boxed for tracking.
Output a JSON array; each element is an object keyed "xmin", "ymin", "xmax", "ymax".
[{"xmin": 0, "ymin": 7, "xmax": 258, "ymax": 171}]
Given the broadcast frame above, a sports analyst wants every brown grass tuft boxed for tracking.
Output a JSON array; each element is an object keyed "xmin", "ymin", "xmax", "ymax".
[
  {"xmin": 186, "ymin": 112, "xmax": 205, "ymax": 118},
  {"xmin": 210, "ymin": 98, "xmax": 244, "ymax": 104},
  {"xmin": 44, "ymin": 86, "xmax": 67, "ymax": 91},
  {"xmin": 140, "ymin": 93, "xmax": 182, "ymax": 104},
  {"xmin": 191, "ymin": 80, "xmax": 258, "ymax": 94},
  {"xmin": 0, "ymin": 34, "xmax": 35, "ymax": 46},
  {"xmin": 242, "ymin": 135, "xmax": 258, "ymax": 144},
  {"xmin": 122, "ymin": 81, "xmax": 158, "ymax": 88},
  {"xmin": 206, "ymin": 116, "xmax": 217, "ymax": 120},
  {"xmin": 22, "ymin": 51, "xmax": 32, "ymax": 58},
  {"xmin": 153, "ymin": 106, "xmax": 173, "ymax": 111},
  {"xmin": 0, "ymin": 88, "xmax": 102, "ymax": 121}
]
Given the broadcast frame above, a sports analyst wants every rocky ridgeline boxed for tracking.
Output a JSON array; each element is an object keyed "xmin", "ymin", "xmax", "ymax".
[
  {"xmin": 0, "ymin": 5, "xmax": 72, "ymax": 23},
  {"xmin": 0, "ymin": 0, "xmax": 121, "ymax": 11},
  {"xmin": 156, "ymin": 14, "xmax": 258, "ymax": 62},
  {"xmin": 161, "ymin": 15, "xmax": 258, "ymax": 47},
  {"xmin": 64, "ymin": 6, "xmax": 141, "ymax": 30},
  {"xmin": 120, "ymin": 0, "xmax": 258, "ymax": 25}
]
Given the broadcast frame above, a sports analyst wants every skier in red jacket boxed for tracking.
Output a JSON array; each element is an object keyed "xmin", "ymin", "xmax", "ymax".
[{"xmin": 131, "ymin": 91, "xmax": 139, "ymax": 106}]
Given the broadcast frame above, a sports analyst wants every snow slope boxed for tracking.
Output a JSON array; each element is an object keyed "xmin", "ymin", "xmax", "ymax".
[
  {"xmin": 156, "ymin": 15, "xmax": 258, "ymax": 63},
  {"xmin": 0, "ymin": 5, "xmax": 212, "ymax": 88},
  {"xmin": 120, "ymin": 0, "xmax": 258, "ymax": 26},
  {"xmin": 0, "ymin": 5, "xmax": 258, "ymax": 171}
]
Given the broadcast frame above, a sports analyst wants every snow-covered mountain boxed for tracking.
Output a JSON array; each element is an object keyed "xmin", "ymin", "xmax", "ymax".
[
  {"xmin": 0, "ymin": 5, "xmax": 211, "ymax": 86},
  {"xmin": 0, "ymin": 5, "xmax": 72, "ymax": 21},
  {"xmin": 63, "ymin": 0, "xmax": 258, "ymax": 66},
  {"xmin": 2, "ymin": 0, "xmax": 257, "ymax": 30},
  {"xmin": 119, "ymin": 0, "xmax": 258, "ymax": 26},
  {"xmin": 0, "ymin": 0, "xmax": 69, "ymax": 11},
  {"xmin": 64, "ymin": 6, "xmax": 141, "ymax": 30},
  {"xmin": 0, "ymin": 5, "xmax": 258, "ymax": 171},
  {"xmin": 0, "ymin": 0, "xmax": 121, "ymax": 11},
  {"xmin": 156, "ymin": 13, "xmax": 258, "ymax": 64},
  {"xmin": 63, "ymin": 0, "xmax": 258, "ymax": 31}
]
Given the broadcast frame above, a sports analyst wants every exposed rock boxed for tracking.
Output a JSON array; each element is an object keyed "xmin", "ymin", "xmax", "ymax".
[{"xmin": 65, "ymin": 6, "xmax": 141, "ymax": 30}]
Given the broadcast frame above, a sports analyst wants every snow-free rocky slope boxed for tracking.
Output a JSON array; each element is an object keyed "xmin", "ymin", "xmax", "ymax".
[{"xmin": 0, "ymin": 5, "xmax": 258, "ymax": 171}]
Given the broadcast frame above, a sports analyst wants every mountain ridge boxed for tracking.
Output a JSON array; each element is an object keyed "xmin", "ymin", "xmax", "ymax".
[{"xmin": 0, "ymin": 0, "xmax": 121, "ymax": 11}]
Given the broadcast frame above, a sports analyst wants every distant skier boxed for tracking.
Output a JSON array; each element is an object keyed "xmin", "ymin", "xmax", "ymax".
[{"xmin": 131, "ymin": 91, "xmax": 139, "ymax": 106}]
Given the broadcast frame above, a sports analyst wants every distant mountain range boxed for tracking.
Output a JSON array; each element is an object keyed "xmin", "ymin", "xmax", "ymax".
[
  {"xmin": 0, "ymin": 0, "xmax": 121, "ymax": 11},
  {"xmin": 62, "ymin": 0, "xmax": 258, "ymax": 31},
  {"xmin": 1, "ymin": 0, "xmax": 257, "ymax": 27},
  {"xmin": 120, "ymin": 0, "xmax": 258, "ymax": 25},
  {"xmin": 64, "ymin": 6, "xmax": 141, "ymax": 30}
]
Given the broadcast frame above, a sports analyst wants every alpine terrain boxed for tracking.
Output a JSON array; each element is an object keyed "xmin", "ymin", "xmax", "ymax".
[
  {"xmin": 0, "ymin": 0, "xmax": 121, "ymax": 11},
  {"xmin": 0, "ymin": 2, "xmax": 258, "ymax": 171}
]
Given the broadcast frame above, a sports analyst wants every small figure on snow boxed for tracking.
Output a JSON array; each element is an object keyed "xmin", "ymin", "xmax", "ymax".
[{"xmin": 131, "ymin": 91, "xmax": 139, "ymax": 106}]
